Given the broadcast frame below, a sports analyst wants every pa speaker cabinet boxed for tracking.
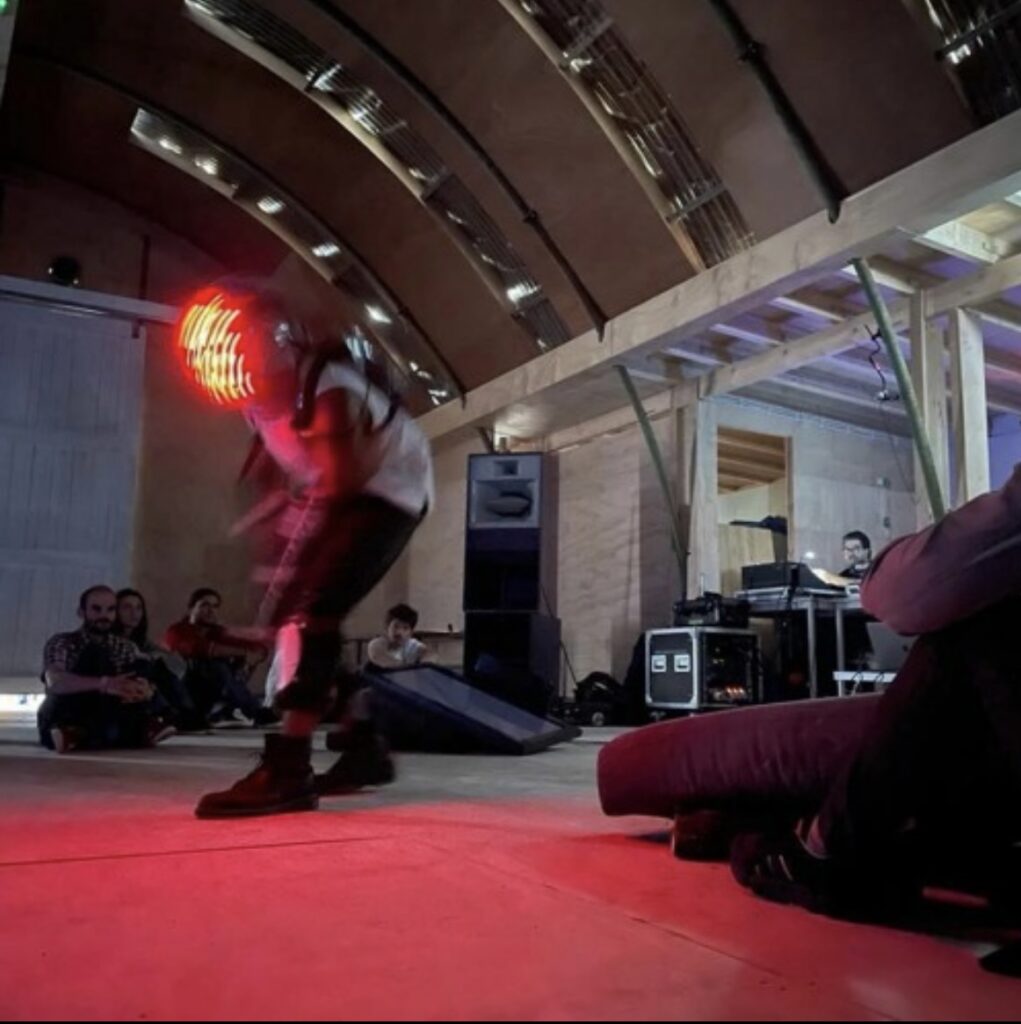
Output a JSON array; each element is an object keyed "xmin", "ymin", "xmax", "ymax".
[
  {"xmin": 464, "ymin": 452, "xmax": 558, "ymax": 613},
  {"xmin": 645, "ymin": 627, "xmax": 759, "ymax": 711},
  {"xmin": 463, "ymin": 610, "xmax": 561, "ymax": 693}
]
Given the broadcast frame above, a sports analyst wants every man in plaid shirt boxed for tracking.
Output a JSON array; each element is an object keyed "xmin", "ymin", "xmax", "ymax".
[{"xmin": 38, "ymin": 585, "xmax": 175, "ymax": 753}]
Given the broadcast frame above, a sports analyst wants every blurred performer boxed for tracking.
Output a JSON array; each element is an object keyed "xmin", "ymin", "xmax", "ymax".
[{"xmin": 174, "ymin": 281, "xmax": 432, "ymax": 818}]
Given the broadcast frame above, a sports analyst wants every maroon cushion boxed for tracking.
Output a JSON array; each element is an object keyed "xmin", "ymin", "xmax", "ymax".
[{"xmin": 598, "ymin": 696, "xmax": 882, "ymax": 819}]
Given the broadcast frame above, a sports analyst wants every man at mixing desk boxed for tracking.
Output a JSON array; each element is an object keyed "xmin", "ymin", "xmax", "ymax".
[
  {"xmin": 807, "ymin": 530, "xmax": 873, "ymax": 590},
  {"xmin": 839, "ymin": 531, "xmax": 873, "ymax": 580}
]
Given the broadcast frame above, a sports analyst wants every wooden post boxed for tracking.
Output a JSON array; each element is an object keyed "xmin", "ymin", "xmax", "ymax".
[
  {"xmin": 676, "ymin": 398, "xmax": 719, "ymax": 597},
  {"xmin": 909, "ymin": 291, "xmax": 950, "ymax": 526},
  {"xmin": 638, "ymin": 409, "xmax": 680, "ymax": 629},
  {"xmin": 948, "ymin": 308, "xmax": 990, "ymax": 504}
]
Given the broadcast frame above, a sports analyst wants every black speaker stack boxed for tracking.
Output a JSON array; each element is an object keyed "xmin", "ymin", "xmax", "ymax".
[{"xmin": 462, "ymin": 452, "xmax": 561, "ymax": 700}]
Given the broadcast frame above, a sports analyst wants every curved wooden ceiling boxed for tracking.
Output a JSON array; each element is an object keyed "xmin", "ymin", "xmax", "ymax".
[{"xmin": 0, "ymin": 0, "xmax": 974, "ymax": 401}]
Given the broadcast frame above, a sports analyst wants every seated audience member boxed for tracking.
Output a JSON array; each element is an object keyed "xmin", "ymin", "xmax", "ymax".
[
  {"xmin": 164, "ymin": 587, "xmax": 276, "ymax": 726},
  {"xmin": 731, "ymin": 471, "xmax": 1021, "ymax": 921},
  {"xmin": 366, "ymin": 604, "xmax": 429, "ymax": 669},
  {"xmin": 115, "ymin": 588, "xmax": 208, "ymax": 731},
  {"xmin": 37, "ymin": 585, "xmax": 175, "ymax": 753}
]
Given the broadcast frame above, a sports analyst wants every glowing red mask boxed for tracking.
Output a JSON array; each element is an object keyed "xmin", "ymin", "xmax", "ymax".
[{"xmin": 176, "ymin": 288, "xmax": 261, "ymax": 407}]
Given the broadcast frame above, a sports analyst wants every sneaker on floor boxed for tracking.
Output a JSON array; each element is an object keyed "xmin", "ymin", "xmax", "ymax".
[
  {"xmin": 730, "ymin": 829, "xmax": 836, "ymax": 914},
  {"xmin": 50, "ymin": 725, "xmax": 84, "ymax": 754},
  {"xmin": 209, "ymin": 708, "xmax": 253, "ymax": 729},
  {"xmin": 146, "ymin": 719, "xmax": 177, "ymax": 747},
  {"xmin": 730, "ymin": 828, "xmax": 921, "ymax": 921}
]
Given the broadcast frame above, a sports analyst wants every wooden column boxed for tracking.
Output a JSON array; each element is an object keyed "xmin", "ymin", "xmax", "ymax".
[
  {"xmin": 638, "ymin": 412, "xmax": 680, "ymax": 628},
  {"xmin": 908, "ymin": 290, "xmax": 950, "ymax": 526},
  {"xmin": 675, "ymin": 397, "xmax": 719, "ymax": 596},
  {"xmin": 948, "ymin": 308, "xmax": 990, "ymax": 504}
]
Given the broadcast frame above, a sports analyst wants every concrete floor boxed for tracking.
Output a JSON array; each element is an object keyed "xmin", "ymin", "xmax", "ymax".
[{"xmin": 1, "ymin": 722, "xmax": 1018, "ymax": 1021}]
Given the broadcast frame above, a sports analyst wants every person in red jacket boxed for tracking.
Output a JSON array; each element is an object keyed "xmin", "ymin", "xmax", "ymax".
[
  {"xmin": 174, "ymin": 280, "xmax": 432, "ymax": 818},
  {"xmin": 164, "ymin": 587, "xmax": 274, "ymax": 727},
  {"xmin": 731, "ymin": 469, "xmax": 1021, "ymax": 920}
]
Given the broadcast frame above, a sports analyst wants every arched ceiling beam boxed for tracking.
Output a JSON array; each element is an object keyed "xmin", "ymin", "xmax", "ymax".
[
  {"xmin": 183, "ymin": 0, "xmax": 572, "ymax": 353},
  {"xmin": 18, "ymin": 49, "xmax": 465, "ymax": 407},
  {"xmin": 496, "ymin": 0, "xmax": 752, "ymax": 273},
  {"xmin": 296, "ymin": 0, "xmax": 607, "ymax": 335}
]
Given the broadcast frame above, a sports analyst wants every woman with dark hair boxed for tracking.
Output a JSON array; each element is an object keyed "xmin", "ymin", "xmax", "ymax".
[
  {"xmin": 116, "ymin": 589, "xmax": 207, "ymax": 731},
  {"xmin": 115, "ymin": 589, "xmax": 153, "ymax": 649}
]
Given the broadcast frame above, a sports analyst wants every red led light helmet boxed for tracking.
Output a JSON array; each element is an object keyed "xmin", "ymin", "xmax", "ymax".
[{"xmin": 175, "ymin": 279, "xmax": 310, "ymax": 410}]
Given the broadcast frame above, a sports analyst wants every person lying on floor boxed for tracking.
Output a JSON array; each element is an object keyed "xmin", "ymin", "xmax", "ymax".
[
  {"xmin": 38, "ymin": 585, "xmax": 176, "ymax": 753},
  {"xmin": 730, "ymin": 467, "xmax": 1021, "ymax": 920}
]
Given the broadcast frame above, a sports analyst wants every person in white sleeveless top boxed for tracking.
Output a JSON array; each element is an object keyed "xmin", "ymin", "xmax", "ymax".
[{"xmin": 173, "ymin": 279, "xmax": 433, "ymax": 818}]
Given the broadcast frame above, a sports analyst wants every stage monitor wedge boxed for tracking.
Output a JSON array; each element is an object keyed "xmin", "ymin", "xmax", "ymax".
[{"xmin": 365, "ymin": 664, "xmax": 580, "ymax": 755}]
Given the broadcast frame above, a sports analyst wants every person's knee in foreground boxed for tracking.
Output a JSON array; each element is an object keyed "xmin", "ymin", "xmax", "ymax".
[
  {"xmin": 171, "ymin": 280, "xmax": 432, "ymax": 818},
  {"xmin": 731, "ymin": 470, "xmax": 1021, "ymax": 920}
]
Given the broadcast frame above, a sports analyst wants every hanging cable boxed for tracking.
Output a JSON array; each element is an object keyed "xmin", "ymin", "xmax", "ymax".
[
  {"xmin": 865, "ymin": 328, "xmax": 917, "ymax": 503},
  {"xmin": 866, "ymin": 328, "xmax": 899, "ymax": 404}
]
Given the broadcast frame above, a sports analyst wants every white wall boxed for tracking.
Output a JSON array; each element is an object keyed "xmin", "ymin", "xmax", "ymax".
[
  {"xmin": 0, "ymin": 300, "xmax": 144, "ymax": 676},
  {"xmin": 989, "ymin": 412, "xmax": 1021, "ymax": 490},
  {"xmin": 715, "ymin": 397, "xmax": 916, "ymax": 569},
  {"xmin": 717, "ymin": 478, "xmax": 789, "ymax": 525}
]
